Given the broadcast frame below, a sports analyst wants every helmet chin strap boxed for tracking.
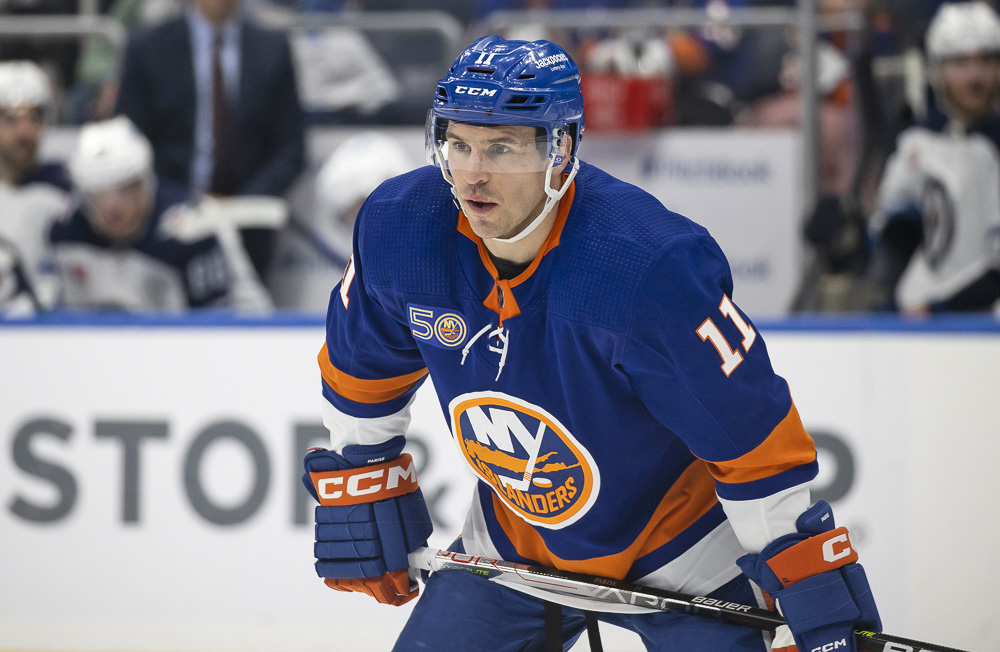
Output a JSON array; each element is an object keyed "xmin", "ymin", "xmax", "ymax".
[{"xmin": 489, "ymin": 155, "xmax": 579, "ymax": 245}]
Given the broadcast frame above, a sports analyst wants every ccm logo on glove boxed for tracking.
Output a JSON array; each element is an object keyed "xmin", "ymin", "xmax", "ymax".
[
  {"xmin": 309, "ymin": 454, "xmax": 418, "ymax": 506},
  {"xmin": 811, "ymin": 640, "xmax": 848, "ymax": 651}
]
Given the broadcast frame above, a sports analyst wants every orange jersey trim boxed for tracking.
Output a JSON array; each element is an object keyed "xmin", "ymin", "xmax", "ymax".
[
  {"xmin": 317, "ymin": 343, "xmax": 428, "ymax": 404},
  {"xmin": 491, "ymin": 459, "xmax": 718, "ymax": 579},
  {"xmin": 458, "ymin": 179, "xmax": 576, "ymax": 323},
  {"xmin": 704, "ymin": 402, "xmax": 816, "ymax": 486}
]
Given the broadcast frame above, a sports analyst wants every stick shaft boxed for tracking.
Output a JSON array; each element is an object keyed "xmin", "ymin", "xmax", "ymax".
[{"xmin": 409, "ymin": 547, "xmax": 970, "ymax": 652}]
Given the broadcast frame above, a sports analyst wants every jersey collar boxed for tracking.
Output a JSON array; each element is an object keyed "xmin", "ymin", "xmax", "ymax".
[{"xmin": 456, "ymin": 178, "xmax": 576, "ymax": 323}]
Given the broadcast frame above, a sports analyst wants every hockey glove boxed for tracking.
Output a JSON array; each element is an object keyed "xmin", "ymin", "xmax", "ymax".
[
  {"xmin": 736, "ymin": 501, "xmax": 881, "ymax": 652},
  {"xmin": 302, "ymin": 436, "xmax": 433, "ymax": 606}
]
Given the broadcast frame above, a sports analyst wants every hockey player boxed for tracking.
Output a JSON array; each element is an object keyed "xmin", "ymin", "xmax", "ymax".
[
  {"xmin": 52, "ymin": 116, "xmax": 273, "ymax": 311},
  {"xmin": 0, "ymin": 61, "xmax": 71, "ymax": 315},
  {"xmin": 869, "ymin": 2, "xmax": 1000, "ymax": 314},
  {"xmin": 302, "ymin": 36, "xmax": 880, "ymax": 651}
]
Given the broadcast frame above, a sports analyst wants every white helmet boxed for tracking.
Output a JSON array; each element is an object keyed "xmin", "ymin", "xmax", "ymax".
[
  {"xmin": 69, "ymin": 116, "xmax": 154, "ymax": 193},
  {"xmin": 926, "ymin": 2, "xmax": 1000, "ymax": 63},
  {"xmin": 315, "ymin": 132, "xmax": 412, "ymax": 221},
  {"xmin": 0, "ymin": 61, "xmax": 53, "ymax": 110}
]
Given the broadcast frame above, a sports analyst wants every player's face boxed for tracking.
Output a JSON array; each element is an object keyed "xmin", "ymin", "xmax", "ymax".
[
  {"xmin": 0, "ymin": 106, "xmax": 44, "ymax": 180},
  {"xmin": 443, "ymin": 123, "xmax": 557, "ymax": 241},
  {"xmin": 940, "ymin": 53, "xmax": 1000, "ymax": 121},
  {"xmin": 84, "ymin": 179, "xmax": 153, "ymax": 241}
]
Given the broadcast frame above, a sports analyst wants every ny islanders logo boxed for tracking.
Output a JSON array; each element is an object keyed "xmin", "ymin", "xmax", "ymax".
[{"xmin": 449, "ymin": 392, "xmax": 600, "ymax": 529}]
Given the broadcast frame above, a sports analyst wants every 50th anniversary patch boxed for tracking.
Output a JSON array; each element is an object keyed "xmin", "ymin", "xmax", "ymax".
[{"xmin": 408, "ymin": 304, "xmax": 468, "ymax": 349}]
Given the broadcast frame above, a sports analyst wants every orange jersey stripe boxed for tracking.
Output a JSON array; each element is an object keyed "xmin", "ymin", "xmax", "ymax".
[
  {"xmin": 704, "ymin": 402, "xmax": 816, "ymax": 486},
  {"xmin": 317, "ymin": 343, "xmax": 428, "ymax": 404},
  {"xmin": 491, "ymin": 459, "xmax": 719, "ymax": 579}
]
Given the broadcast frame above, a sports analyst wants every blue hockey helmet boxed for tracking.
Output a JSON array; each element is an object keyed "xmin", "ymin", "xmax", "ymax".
[{"xmin": 428, "ymin": 35, "xmax": 585, "ymax": 165}]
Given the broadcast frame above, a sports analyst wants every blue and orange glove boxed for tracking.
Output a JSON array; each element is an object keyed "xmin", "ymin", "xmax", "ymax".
[
  {"xmin": 737, "ymin": 501, "xmax": 881, "ymax": 652},
  {"xmin": 302, "ymin": 435, "xmax": 433, "ymax": 606}
]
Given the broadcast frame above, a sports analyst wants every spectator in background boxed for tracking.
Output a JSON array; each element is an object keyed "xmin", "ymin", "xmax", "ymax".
[
  {"xmin": 736, "ymin": 39, "xmax": 856, "ymax": 197},
  {"xmin": 477, "ymin": 0, "xmax": 779, "ymax": 126},
  {"xmin": 868, "ymin": 1, "xmax": 1000, "ymax": 314},
  {"xmin": 0, "ymin": 61, "xmax": 71, "ymax": 316},
  {"xmin": 51, "ymin": 116, "xmax": 273, "ymax": 311},
  {"xmin": 268, "ymin": 131, "xmax": 413, "ymax": 310},
  {"xmin": 115, "ymin": 0, "xmax": 306, "ymax": 280}
]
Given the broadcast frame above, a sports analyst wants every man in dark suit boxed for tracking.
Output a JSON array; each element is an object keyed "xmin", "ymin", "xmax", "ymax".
[{"xmin": 115, "ymin": 0, "xmax": 306, "ymax": 279}]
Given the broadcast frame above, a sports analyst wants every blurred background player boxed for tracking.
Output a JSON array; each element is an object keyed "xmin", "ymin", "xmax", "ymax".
[
  {"xmin": 0, "ymin": 60, "xmax": 71, "ymax": 316},
  {"xmin": 51, "ymin": 116, "xmax": 274, "ymax": 312},
  {"xmin": 268, "ymin": 131, "xmax": 413, "ymax": 311},
  {"xmin": 868, "ymin": 1, "xmax": 1000, "ymax": 314},
  {"xmin": 114, "ymin": 0, "xmax": 306, "ymax": 280}
]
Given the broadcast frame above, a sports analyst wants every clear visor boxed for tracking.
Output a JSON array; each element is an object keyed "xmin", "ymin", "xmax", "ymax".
[{"xmin": 427, "ymin": 111, "xmax": 562, "ymax": 175}]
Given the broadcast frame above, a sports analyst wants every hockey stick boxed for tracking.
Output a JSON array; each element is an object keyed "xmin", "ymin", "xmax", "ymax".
[{"xmin": 408, "ymin": 547, "xmax": 971, "ymax": 652}]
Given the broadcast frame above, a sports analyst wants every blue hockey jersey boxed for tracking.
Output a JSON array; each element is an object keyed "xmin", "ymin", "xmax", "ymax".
[{"xmin": 319, "ymin": 161, "xmax": 817, "ymax": 595}]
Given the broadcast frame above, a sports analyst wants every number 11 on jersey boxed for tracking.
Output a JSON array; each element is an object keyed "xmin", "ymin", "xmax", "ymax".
[{"xmin": 696, "ymin": 294, "xmax": 757, "ymax": 377}]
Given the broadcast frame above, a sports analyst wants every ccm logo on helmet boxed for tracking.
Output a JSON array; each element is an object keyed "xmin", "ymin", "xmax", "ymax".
[
  {"xmin": 454, "ymin": 86, "xmax": 498, "ymax": 97},
  {"xmin": 822, "ymin": 533, "xmax": 853, "ymax": 563},
  {"xmin": 310, "ymin": 454, "xmax": 419, "ymax": 506}
]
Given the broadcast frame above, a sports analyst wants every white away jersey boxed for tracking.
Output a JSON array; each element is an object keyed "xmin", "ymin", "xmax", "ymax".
[
  {"xmin": 874, "ymin": 120, "xmax": 1000, "ymax": 310},
  {"xmin": 0, "ymin": 163, "xmax": 71, "ymax": 315},
  {"xmin": 50, "ymin": 181, "xmax": 271, "ymax": 312}
]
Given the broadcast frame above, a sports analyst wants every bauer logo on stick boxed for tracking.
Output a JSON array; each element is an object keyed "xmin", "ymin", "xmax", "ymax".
[{"xmin": 448, "ymin": 391, "xmax": 600, "ymax": 528}]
